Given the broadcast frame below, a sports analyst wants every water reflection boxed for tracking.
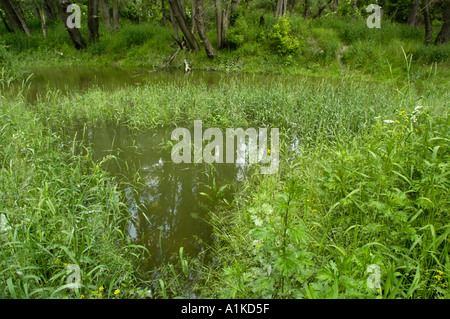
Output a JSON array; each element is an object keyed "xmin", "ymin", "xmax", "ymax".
[{"xmin": 77, "ymin": 123, "xmax": 249, "ymax": 270}]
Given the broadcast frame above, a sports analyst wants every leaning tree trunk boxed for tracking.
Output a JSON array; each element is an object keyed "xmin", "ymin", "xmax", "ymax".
[
  {"xmin": 0, "ymin": 0, "xmax": 30, "ymax": 35},
  {"xmin": 192, "ymin": 0, "xmax": 215, "ymax": 58},
  {"xmin": 407, "ymin": 0, "xmax": 421, "ymax": 26},
  {"xmin": 168, "ymin": 0, "xmax": 199, "ymax": 50},
  {"xmin": 423, "ymin": 0, "xmax": 432, "ymax": 45},
  {"xmin": 112, "ymin": 0, "xmax": 119, "ymax": 31},
  {"xmin": 100, "ymin": 0, "xmax": 111, "ymax": 31},
  {"xmin": 57, "ymin": 0, "xmax": 87, "ymax": 49},
  {"xmin": 168, "ymin": 3, "xmax": 180, "ymax": 41},
  {"xmin": 435, "ymin": 0, "xmax": 450, "ymax": 44},
  {"xmin": 88, "ymin": 0, "xmax": 100, "ymax": 42}
]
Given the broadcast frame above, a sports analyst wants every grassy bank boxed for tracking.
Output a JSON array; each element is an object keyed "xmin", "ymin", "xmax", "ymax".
[{"xmin": 1, "ymin": 14, "xmax": 449, "ymax": 85}]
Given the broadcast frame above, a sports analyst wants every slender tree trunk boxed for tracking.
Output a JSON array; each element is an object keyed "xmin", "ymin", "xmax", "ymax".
[
  {"xmin": 169, "ymin": 3, "xmax": 180, "ymax": 41},
  {"xmin": 275, "ymin": 0, "xmax": 288, "ymax": 17},
  {"xmin": 100, "ymin": 0, "xmax": 111, "ymax": 31},
  {"xmin": 57, "ymin": 0, "xmax": 87, "ymax": 49},
  {"xmin": 168, "ymin": 0, "xmax": 199, "ymax": 50},
  {"xmin": 0, "ymin": 6, "xmax": 13, "ymax": 32},
  {"xmin": 192, "ymin": 0, "xmax": 215, "ymax": 58},
  {"xmin": 88, "ymin": 0, "xmax": 100, "ymax": 43},
  {"xmin": 40, "ymin": 6, "xmax": 47, "ymax": 39},
  {"xmin": 303, "ymin": 0, "xmax": 310, "ymax": 18},
  {"xmin": 435, "ymin": 0, "xmax": 450, "ymax": 44},
  {"xmin": 112, "ymin": 0, "xmax": 119, "ymax": 31},
  {"xmin": 423, "ymin": 0, "xmax": 432, "ymax": 45},
  {"xmin": 0, "ymin": 0, "xmax": 30, "ymax": 35},
  {"xmin": 407, "ymin": 0, "xmax": 421, "ymax": 26},
  {"xmin": 275, "ymin": 0, "xmax": 281, "ymax": 17},
  {"xmin": 215, "ymin": 0, "xmax": 222, "ymax": 48},
  {"xmin": 215, "ymin": 0, "xmax": 229, "ymax": 49},
  {"xmin": 190, "ymin": 0, "xmax": 196, "ymax": 33}
]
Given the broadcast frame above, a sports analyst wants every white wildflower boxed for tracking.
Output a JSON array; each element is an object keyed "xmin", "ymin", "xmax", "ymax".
[{"xmin": 383, "ymin": 120, "xmax": 395, "ymax": 123}]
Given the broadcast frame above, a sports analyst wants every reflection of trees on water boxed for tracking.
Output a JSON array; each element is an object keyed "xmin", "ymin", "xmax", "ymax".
[{"xmin": 82, "ymin": 124, "xmax": 240, "ymax": 269}]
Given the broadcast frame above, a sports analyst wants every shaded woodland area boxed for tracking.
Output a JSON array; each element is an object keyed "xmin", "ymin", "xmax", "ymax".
[{"xmin": 1, "ymin": 0, "xmax": 449, "ymax": 57}]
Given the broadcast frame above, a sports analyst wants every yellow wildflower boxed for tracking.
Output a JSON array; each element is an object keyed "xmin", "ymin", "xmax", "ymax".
[
  {"xmin": 80, "ymin": 295, "xmax": 85, "ymax": 299},
  {"xmin": 99, "ymin": 286, "xmax": 104, "ymax": 292},
  {"xmin": 114, "ymin": 289, "xmax": 120, "ymax": 295},
  {"xmin": 395, "ymin": 120, "xmax": 400, "ymax": 123}
]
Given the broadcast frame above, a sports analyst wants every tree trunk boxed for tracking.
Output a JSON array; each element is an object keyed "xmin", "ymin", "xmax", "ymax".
[
  {"xmin": 169, "ymin": 3, "xmax": 180, "ymax": 41},
  {"xmin": 407, "ymin": 0, "xmax": 421, "ymax": 26},
  {"xmin": 112, "ymin": 0, "xmax": 119, "ymax": 31},
  {"xmin": 57, "ymin": 0, "xmax": 87, "ymax": 49},
  {"xmin": 168, "ymin": 0, "xmax": 199, "ymax": 50},
  {"xmin": 215, "ymin": 0, "xmax": 229, "ymax": 49},
  {"xmin": 0, "ymin": 0, "xmax": 30, "ymax": 35},
  {"xmin": 333, "ymin": 0, "xmax": 338, "ymax": 13},
  {"xmin": 275, "ymin": 0, "xmax": 287, "ymax": 18},
  {"xmin": 100, "ymin": 0, "xmax": 111, "ymax": 31},
  {"xmin": 40, "ymin": 6, "xmax": 47, "ymax": 39},
  {"xmin": 190, "ymin": 0, "xmax": 196, "ymax": 33},
  {"xmin": 303, "ymin": 0, "xmax": 310, "ymax": 18},
  {"xmin": 435, "ymin": 0, "xmax": 450, "ymax": 44},
  {"xmin": 192, "ymin": 0, "xmax": 215, "ymax": 58},
  {"xmin": 423, "ymin": 0, "xmax": 432, "ymax": 45},
  {"xmin": 0, "ymin": 6, "xmax": 13, "ymax": 32},
  {"xmin": 88, "ymin": 0, "xmax": 100, "ymax": 43}
]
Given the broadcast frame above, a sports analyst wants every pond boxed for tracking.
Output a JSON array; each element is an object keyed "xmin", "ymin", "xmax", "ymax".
[
  {"xmin": 20, "ymin": 66, "xmax": 275, "ymax": 271},
  {"xmin": 77, "ymin": 123, "xmax": 248, "ymax": 271}
]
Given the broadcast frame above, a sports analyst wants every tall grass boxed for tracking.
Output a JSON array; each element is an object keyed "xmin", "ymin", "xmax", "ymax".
[
  {"xmin": 201, "ymin": 78, "xmax": 450, "ymax": 299},
  {"xmin": 0, "ymin": 77, "xmax": 149, "ymax": 299}
]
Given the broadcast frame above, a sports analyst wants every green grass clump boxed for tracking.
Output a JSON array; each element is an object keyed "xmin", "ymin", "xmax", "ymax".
[
  {"xmin": 204, "ymin": 92, "xmax": 450, "ymax": 299},
  {"xmin": 0, "ymin": 80, "xmax": 149, "ymax": 299}
]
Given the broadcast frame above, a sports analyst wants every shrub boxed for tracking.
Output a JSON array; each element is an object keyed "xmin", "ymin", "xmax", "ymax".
[{"xmin": 269, "ymin": 17, "xmax": 300, "ymax": 56}]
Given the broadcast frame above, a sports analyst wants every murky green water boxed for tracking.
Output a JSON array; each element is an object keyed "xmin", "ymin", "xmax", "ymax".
[{"xmin": 78, "ymin": 123, "xmax": 247, "ymax": 270}]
